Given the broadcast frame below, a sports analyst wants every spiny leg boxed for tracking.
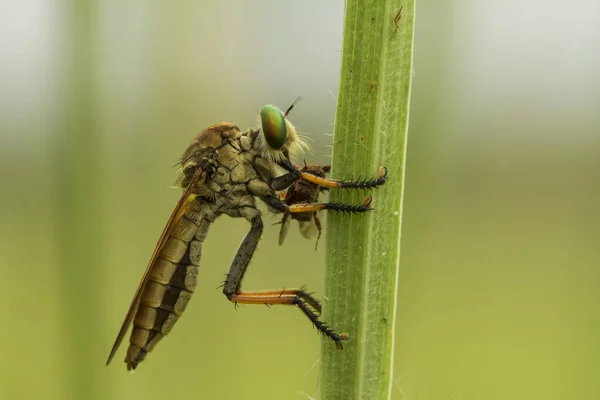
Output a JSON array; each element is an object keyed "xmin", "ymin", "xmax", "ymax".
[
  {"xmin": 295, "ymin": 300, "xmax": 349, "ymax": 350},
  {"xmin": 222, "ymin": 208, "xmax": 344, "ymax": 347},
  {"xmin": 263, "ymin": 194, "xmax": 374, "ymax": 215},
  {"xmin": 227, "ymin": 290, "xmax": 347, "ymax": 348},
  {"xmin": 275, "ymin": 160, "xmax": 388, "ymax": 190}
]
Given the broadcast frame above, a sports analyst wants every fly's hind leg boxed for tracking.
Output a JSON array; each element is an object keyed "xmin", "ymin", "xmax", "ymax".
[
  {"xmin": 222, "ymin": 206, "xmax": 348, "ymax": 349},
  {"xmin": 221, "ymin": 206, "xmax": 264, "ymax": 299},
  {"xmin": 226, "ymin": 288, "xmax": 349, "ymax": 349}
]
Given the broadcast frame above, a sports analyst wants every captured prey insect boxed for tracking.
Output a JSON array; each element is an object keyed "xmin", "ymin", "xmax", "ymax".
[
  {"xmin": 106, "ymin": 102, "xmax": 388, "ymax": 370},
  {"xmin": 278, "ymin": 163, "xmax": 388, "ymax": 250},
  {"xmin": 277, "ymin": 163, "xmax": 331, "ymax": 250}
]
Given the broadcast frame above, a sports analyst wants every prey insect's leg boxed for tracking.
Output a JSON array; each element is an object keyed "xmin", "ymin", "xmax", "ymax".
[{"xmin": 312, "ymin": 213, "xmax": 323, "ymax": 251}]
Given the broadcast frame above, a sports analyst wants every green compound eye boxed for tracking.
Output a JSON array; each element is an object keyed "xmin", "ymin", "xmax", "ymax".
[{"xmin": 260, "ymin": 105, "xmax": 287, "ymax": 149}]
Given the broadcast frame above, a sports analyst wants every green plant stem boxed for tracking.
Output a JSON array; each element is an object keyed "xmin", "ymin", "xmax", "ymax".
[{"xmin": 320, "ymin": 1, "xmax": 415, "ymax": 399}]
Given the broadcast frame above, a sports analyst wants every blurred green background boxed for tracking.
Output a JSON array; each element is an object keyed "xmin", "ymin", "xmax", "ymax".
[{"xmin": 2, "ymin": 1, "xmax": 599, "ymax": 399}]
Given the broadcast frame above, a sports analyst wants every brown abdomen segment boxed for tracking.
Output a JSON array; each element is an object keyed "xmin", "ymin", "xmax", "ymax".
[{"xmin": 125, "ymin": 215, "xmax": 210, "ymax": 370}]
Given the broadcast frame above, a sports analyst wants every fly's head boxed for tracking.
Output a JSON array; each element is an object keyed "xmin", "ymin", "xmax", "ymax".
[{"xmin": 254, "ymin": 100, "xmax": 310, "ymax": 164}]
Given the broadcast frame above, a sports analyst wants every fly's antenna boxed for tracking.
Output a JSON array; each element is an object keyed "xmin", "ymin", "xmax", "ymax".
[{"xmin": 284, "ymin": 96, "xmax": 303, "ymax": 118}]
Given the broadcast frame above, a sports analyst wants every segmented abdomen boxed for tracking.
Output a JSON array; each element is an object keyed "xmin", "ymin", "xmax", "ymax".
[{"xmin": 125, "ymin": 211, "xmax": 210, "ymax": 370}]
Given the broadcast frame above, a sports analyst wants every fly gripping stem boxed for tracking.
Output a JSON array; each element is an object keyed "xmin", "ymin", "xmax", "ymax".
[
  {"xmin": 299, "ymin": 166, "xmax": 388, "ymax": 190},
  {"xmin": 228, "ymin": 288, "xmax": 349, "ymax": 349},
  {"xmin": 250, "ymin": 166, "xmax": 386, "ymax": 349}
]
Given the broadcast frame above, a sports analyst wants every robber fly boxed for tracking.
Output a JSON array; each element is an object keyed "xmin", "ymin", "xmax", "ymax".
[
  {"xmin": 278, "ymin": 163, "xmax": 331, "ymax": 250},
  {"xmin": 106, "ymin": 101, "xmax": 388, "ymax": 370}
]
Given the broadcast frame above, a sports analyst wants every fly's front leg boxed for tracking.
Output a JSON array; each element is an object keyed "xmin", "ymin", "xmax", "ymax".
[{"xmin": 278, "ymin": 160, "xmax": 388, "ymax": 190}]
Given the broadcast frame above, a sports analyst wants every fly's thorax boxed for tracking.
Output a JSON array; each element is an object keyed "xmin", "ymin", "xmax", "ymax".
[
  {"xmin": 203, "ymin": 137, "xmax": 263, "ymax": 198},
  {"xmin": 176, "ymin": 112, "xmax": 302, "ymax": 204},
  {"xmin": 182, "ymin": 122, "xmax": 242, "ymax": 161},
  {"xmin": 176, "ymin": 122, "xmax": 258, "ymax": 199},
  {"xmin": 216, "ymin": 193, "xmax": 257, "ymax": 214},
  {"xmin": 251, "ymin": 153, "xmax": 278, "ymax": 182}
]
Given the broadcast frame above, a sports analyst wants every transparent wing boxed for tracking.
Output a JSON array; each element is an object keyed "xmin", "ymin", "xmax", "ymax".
[
  {"xmin": 298, "ymin": 220, "xmax": 318, "ymax": 239},
  {"xmin": 278, "ymin": 214, "xmax": 291, "ymax": 246}
]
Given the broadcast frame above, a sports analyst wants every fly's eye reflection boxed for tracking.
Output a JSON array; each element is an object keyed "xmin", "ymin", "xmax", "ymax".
[{"xmin": 260, "ymin": 105, "xmax": 287, "ymax": 149}]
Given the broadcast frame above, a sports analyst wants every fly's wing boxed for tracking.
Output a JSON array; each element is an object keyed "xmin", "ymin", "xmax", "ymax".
[
  {"xmin": 278, "ymin": 213, "xmax": 291, "ymax": 246},
  {"xmin": 298, "ymin": 220, "xmax": 318, "ymax": 239},
  {"xmin": 105, "ymin": 168, "xmax": 203, "ymax": 366}
]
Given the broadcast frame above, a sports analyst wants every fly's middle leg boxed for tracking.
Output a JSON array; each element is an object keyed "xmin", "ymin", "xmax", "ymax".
[{"xmin": 263, "ymin": 194, "xmax": 375, "ymax": 215}]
